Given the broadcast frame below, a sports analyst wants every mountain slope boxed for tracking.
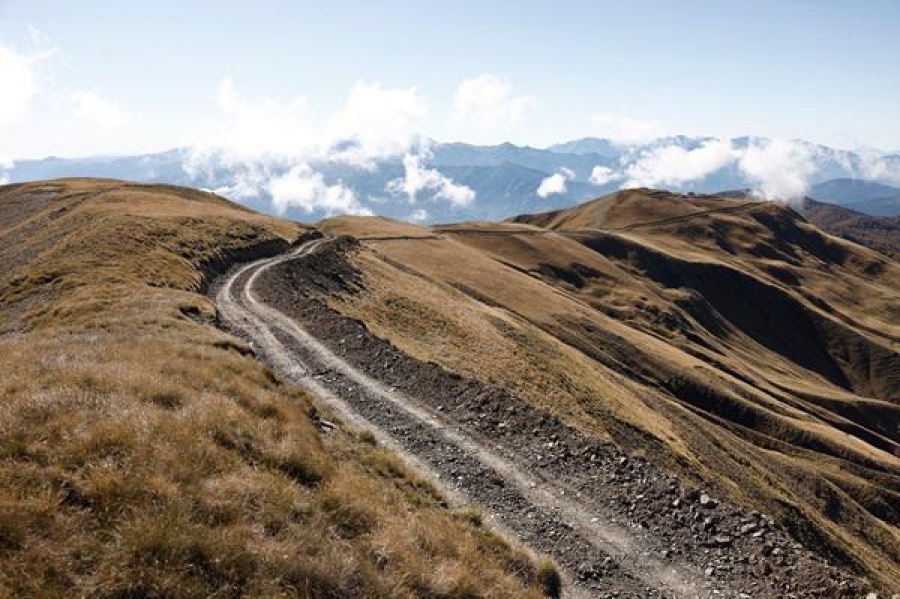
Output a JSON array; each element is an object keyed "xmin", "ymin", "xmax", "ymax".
[
  {"xmin": 0, "ymin": 179, "xmax": 551, "ymax": 598},
  {"xmin": 810, "ymin": 178, "xmax": 900, "ymax": 216},
  {"xmin": 801, "ymin": 198, "xmax": 900, "ymax": 258},
  {"xmin": 306, "ymin": 190, "xmax": 900, "ymax": 590}
]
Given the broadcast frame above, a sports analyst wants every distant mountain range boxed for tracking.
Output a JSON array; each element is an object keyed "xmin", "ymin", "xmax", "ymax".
[
  {"xmin": 809, "ymin": 179, "xmax": 900, "ymax": 216},
  {"xmin": 2, "ymin": 137, "xmax": 899, "ymax": 222}
]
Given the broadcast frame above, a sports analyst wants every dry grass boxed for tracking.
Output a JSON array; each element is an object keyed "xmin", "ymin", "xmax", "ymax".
[
  {"xmin": 319, "ymin": 191, "xmax": 900, "ymax": 589},
  {"xmin": 801, "ymin": 198, "xmax": 900, "ymax": 258},
  {"xmin": 0, "ymin": 179, "xmax": 549, "ymax": 598}
]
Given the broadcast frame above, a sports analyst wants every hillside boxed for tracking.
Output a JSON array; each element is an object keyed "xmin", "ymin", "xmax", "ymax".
[
  {"xmin": 0, "ymin": 179, "xmax": 552, "ymax": 597},
  {"xmin": 286, "ymin": 189, "xmax": 900, "ymax": 591},
  {"xmin": 801, "ymin": 198, "xmax": 900, "ymax": 258}
]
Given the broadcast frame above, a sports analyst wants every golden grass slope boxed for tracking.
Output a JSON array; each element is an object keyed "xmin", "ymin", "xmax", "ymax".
[
  {"xmin": 321, "ymin": 189, "xmax": 900, "ymax": 589},
  {"xmin": 0, "ymin": 179, "xmax": 550, "ymax": 598}
]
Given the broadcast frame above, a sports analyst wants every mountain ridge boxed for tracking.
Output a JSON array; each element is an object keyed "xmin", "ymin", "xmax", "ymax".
[
  {"xmin": 311, "ymin": 188, "xmax": 900, "ymax": 590},
  {"xmin": 3, "ymin": 137, "xmax": 899, "ymax": 223},
  {"xmin": 0, "ymin": 178, "xmax": 554, "ymax": 598}
]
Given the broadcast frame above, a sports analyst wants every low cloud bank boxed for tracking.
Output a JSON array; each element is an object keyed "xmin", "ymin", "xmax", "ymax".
[
  {"xmin": 622, "ymin": 139, "xmax": 735, "ymax": 189},
  {"xmin": 575, "ymin": 136, "xmax": 900, "ymax": 203},
  {"xmin": 184, "ymin": 78, "xmax": 474, "ymax": 216},
  {"xmin": 739, "ymin": 139, "xmax": 815, "ymax": 200},
  {"xmin": 589, "ymin": 165, "xmax": 617, "ymax": 186},
  {"xmin": 856, "ymin": 150, "xmax": 900, "ymax": 186},
  {"xmin": 0, "ymin": 156, "xmax": 13, "ymax": 186},
  {"xmin": 387, "ymin": 152, "xmax": 475, "ymax": 206},
  {"xmin": 268, "ymin": 164, "xmax": 371, "ymax": 217},
  {"xmin": 596, "ymin": 137, "xmax": 826, "ymax": 202},
  {"xmin": 409, "ymin": 208, "xmax": 428, "ymax": 222}
]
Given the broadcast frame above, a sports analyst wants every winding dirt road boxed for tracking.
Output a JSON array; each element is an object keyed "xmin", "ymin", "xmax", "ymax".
[{"xmin": 213, "ymin": 239, "xmax": 738, "ymax": 599}]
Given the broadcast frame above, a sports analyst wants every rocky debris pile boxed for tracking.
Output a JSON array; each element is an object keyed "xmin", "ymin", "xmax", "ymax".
[{"xmin": 495, "ymin": 420, "xmax": 871, "ymax": 598}]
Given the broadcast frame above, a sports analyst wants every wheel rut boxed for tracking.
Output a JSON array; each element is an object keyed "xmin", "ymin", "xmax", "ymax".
[
  {"xmin": 215, "ymin": 240, "xmax": 705, "ymax": 598},
  {"xmin": 213, "ymin": 238, "xmax": 871, "ymax": 599}
]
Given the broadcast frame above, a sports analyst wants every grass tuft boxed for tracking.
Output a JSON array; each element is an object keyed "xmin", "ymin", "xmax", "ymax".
[{"xmin": 537, "ymin": 557, "xmax": 563, "ymax": 598}]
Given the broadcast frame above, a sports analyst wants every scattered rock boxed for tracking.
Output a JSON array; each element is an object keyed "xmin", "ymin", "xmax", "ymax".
[
  {"xmin": 238, "ymin": 241, "xmax": 877, "ymax": 599},
  {"xmin": 699, "ymin": 493, "xmax": 719, "ymax": 509}
]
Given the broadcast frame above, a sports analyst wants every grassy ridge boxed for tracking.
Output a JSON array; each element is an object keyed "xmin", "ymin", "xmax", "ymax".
[
  {"xmin": 320, "ymin": 190, "xmax": 900, "ymax": 589},
  {"xmin": 0, "ymin": 179, "xmax": 550, "ymax": 598}
]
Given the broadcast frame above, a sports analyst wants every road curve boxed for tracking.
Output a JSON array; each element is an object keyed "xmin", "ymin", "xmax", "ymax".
[{"xmin": 214, "ymin": 239, "xmax": 723, "ymax": 599}]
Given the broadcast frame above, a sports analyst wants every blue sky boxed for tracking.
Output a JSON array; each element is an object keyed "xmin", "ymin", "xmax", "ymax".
[{"xmin": 1, "ymin": 0, "xmax": 899, "ymax": 158}]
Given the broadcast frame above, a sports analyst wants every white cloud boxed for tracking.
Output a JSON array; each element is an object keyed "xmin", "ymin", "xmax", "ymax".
[
  {"xmin": 1, "ymin": 152, "xmax": 16, "ymax": 184},
  {"xmin": 737, "ymin": 138, "xmax": 816, "ymax": 201},
  {"xmin": 185, "ymin": 77, "xmax": 438, "ymax": 214},
  {"xmin": 606, "ymin": 137, "xmax": 815, "ymax": 202},
  {"xmin": 267, "ymin": 164, "xmax": 371, "ymax": 216},
  {"xmin": 452, "ymin": 74, "xmax": 536, "ymax": 132},
  {"xmin": 589, "ymin": 165, "xmax": 617, "ymax": 185},
  {"xmin": 537, "ymin": 168, "xmax": 575, "ymax": 198},
  {"xmin": 0, "ymin": 32, "xmax": 145, "ymax": 158},
  {"xmin": 327, "ymin": 81, "xmax": 429, "ymax": 167},
  {"xmin": 589, "ymin": 114, "xmax": 663, "ymax": 144},
  {"xmin": 855, "ymin": 150, "xmax": 900, "ymax": 186},
  {"xmin": 409, "ymin": 208, "xmax": 428, "ymax": 222},
  {"xmin": 0, "ymin": 41, "xmax": 55, "ymax": 126},
  {"xmin": 190, "ymin": 78, "xmax": 431, "ymax": 170},
  {"xmin": 185, "ymin": 78, "xmax": 437, "ymax": 215},
  {"xmin": 386, "ymin": 152, "xmax": 475, "ymax": 206},
  {"xmin": 189, "ymin": 77, "xmax": 318, "ymax": 166},
  {"xmin": 622, "ymin": 139, "xmax": 736, "ymax": 188},
  {"xmin": 211, "ymin": 163, "xmax": 272, "ymax": 199},
  {"xmin": 68, "ymin": 90, "xmax": 132, "ymax": 128}
]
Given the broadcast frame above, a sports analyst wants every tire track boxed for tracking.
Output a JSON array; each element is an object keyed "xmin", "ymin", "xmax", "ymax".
[{"xmin": 215, "ymin": 240, "xmax": 718, "ymax": 599}]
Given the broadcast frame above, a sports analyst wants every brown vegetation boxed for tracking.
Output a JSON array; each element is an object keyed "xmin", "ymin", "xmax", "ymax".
[
  {"xmin": 319, "ymin": 189, "xmax": 900, "ymax": 589},
  {"xmin": 0, "ymin": 179, "xmax": 549, "ymax": 597},
  {"xmin": 801, "ymin": 197, "xmax": 900, "ymax": 258}
]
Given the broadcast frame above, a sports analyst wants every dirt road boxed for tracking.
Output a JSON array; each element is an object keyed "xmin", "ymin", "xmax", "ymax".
[{"xmin": 213, "ymin": 238, "xmax": 868, "ymax": 599}]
